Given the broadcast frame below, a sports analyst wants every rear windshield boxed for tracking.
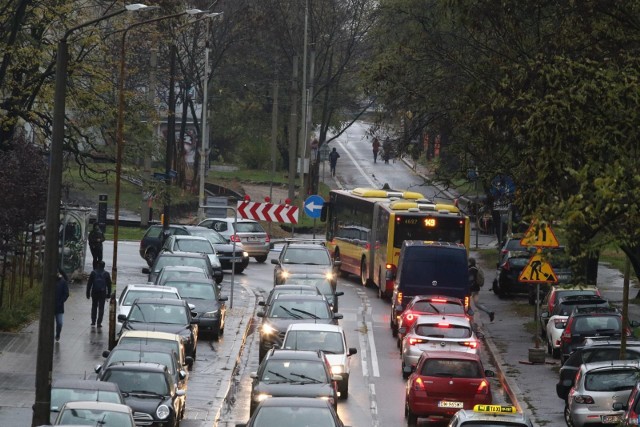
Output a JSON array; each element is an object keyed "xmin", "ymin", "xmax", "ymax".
[
  {"xmin": 414, "ymin": 323, "xmax": 472, "ymax": 339},
  {"xmin": 236, "ymin": 222, "xmax": 265, "ymax": 233},
  {"xmin": 573, "ymin": 316, "xmax": 621, "ymax": 334},
  {"xmin": 398, "ymin": 247, "xmax": 468, "ymax": 290},
  {"xmin": 505, "ymin": 239, "xmax": 525, "ymax": 251},
  {"xmin": 412, "ymin": 300, "xmax": 465, "ymax": 315},
  {"xmin": 154, "ymin": 256, "xmax": 208, "ymax": 273},
  {"xmin": 123, "ymin": 290, "xmax": 179, "ymax": 306},
  {"xmin": 585, "ymin": 368, "xmax": 639, "ymax": 392},
  {"xmin": 188, "ymin": 228, "xmax": 227, "ymax": 244},
  {"xmin": 129, "ymin": 303, "xmax": 188, "ymax": 325},
  {"xmin": 107, "ymin": 349, "xmax": 175, "ymax": 374},
  {"xmin": 253, "ymin": 407, "xmax": 335, "ymax": 426},
  {"xmin": 421, "ymin": 358, "xmax": 482, "ymax": 378},
  {"xmin": 174, "ymin": 239, "xmax": 213, "ymax": 254},
  {"xmin": 51, "ymin": 388, "xmax": 122, "ymax": 411},
  {"xmin": 118, "ymin": 338, "xmax": 178, "ymax": 356},
  {"xmin": 508, "ymin": 257, "xmax": 530, "ymax": 267}
]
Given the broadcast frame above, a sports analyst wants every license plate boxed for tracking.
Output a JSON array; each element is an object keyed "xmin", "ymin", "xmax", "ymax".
[
  {"xmin": 438, "ymin": 401, "xmax": 463, "ymax": 408},
  {"xmin": 602, "ymin": 415, "xmax": 621, "ymax": 424}
]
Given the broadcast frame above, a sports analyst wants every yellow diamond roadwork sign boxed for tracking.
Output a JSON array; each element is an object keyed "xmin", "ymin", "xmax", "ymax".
[
  {"xmin": 520, "ymin": 221, "xmax": 560, "ymax": 247},
  {"xmin": 519, "ymin": 252, "xmax": 558, "ymax": 284}
]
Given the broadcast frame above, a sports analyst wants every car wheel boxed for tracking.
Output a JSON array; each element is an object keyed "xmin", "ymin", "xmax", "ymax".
[
  {"xmin": 233, "ymin": 265, "xmax": 245, "ymax": 274},
  {"xmin": 255, "ymin": 255, "xmax": 267, "ymax": 263},
  {"xmin": 339, "ymin": 380, "xmax": 349, "ymax": 400},
  {"xmin": 215, "ymin": 276, "xmax": 223, "ymax": 284},
  {"xmin": 212, "ymin": 327, "xmax": 220, "ymax": 341},
  {"xmin": 564, "ymin": 403, "xmax": 575, "ymax": 427},
  {"xmin": 547, "ymin": 339, "xmax": 552, "ymax": 355},
  {"xmin": 406, "ymin": 403, "xmax": 418, "ymax": 426},
  {"xmin": 144, "ymin": 248, "xmax": 157, "ymax": 266},
  {"xmin": 402, "ymin": 362, "xmax": 410, "ymax": 379},
  {"xmin": 552, "ymin": 347, "xmax": 561, "ymax": 359}
]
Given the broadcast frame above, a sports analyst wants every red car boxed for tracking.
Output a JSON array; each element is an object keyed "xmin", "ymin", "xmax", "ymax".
[
  {"xmin": 396, "ymin": 295, "xmax": 470, "ymax": 348},
  {"xmin": 404, "ymin": 351, "xmax": 494, "ymax": 426}
]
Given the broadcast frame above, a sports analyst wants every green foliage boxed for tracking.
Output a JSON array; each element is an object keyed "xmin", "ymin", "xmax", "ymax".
[{"xmin": 0, "ymin": 283, "xmax": 41, "ymax": 332}]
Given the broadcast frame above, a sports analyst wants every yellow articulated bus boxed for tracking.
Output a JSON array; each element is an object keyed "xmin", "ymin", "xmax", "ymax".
[{"xmin": 321, "ymin": 188, "xmax": 470, "ymax": 298}]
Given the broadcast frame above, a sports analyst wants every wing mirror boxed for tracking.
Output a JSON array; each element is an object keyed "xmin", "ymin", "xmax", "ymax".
[
  {"xmin": 179, "ymin": 370, "xmax": 187, "ymax": 380},
  {"xmin": 333, "ymin": 313, "xmax": 343, "ymax": 320},
  {"xmin": 219, "ymin": 296, "xmax": 229, "ymax": 302},
  {"xmin": 335, "ymin": 291, "xmax": 344, "ymax": 297},
  {"xmin": 271, "ymin": 259, "xmax": 280, "ymax": 265},
  {"xmin": 348, "ymin": 348, "xmax": 358, "ymax": 357},
  {"xmin": 117, "ymin": 314, "xmax": 127, "ymax": 322},
  {"xmin": 94, "ymin": 364, "xmax": 102, "ymax": 374},
  {"xmin": 142, "ymin": 267, "xmax": 150, "ymax": 274},
  {"xmin": 484, "ymin": 369, "xmax": 495, "ymax": 377},
  {"xmin": 398, "ymin": 327, "xmax": 406, "ymax": 334}
]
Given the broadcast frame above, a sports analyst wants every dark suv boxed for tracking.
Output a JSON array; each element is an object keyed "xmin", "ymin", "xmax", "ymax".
[
  {"xmin": 140, "ymin": 224, "xmax": 249, "ymax": 272},
  {"xmin": 556, "ymin": 338, "xmax": 640, "ymax": 400},
  {"xmin": 271, "ymin": 242, "xmax": 340, "ymax": 287}
]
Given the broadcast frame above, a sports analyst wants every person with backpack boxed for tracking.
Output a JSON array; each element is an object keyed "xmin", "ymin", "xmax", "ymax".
[
  {"xmin": 468, "ymin": 257, "xmax": 495, "ymax": 322},
  {"xmin": 88, "ymin": 223, "xmax": 105, "ymax": 269},
  {"xmin": 86, "ymin": 260, "xmax": 112, "ymax": 328},
  {"xmin": 328, "ymin": 147, "xmax": 340, "ymax": 176}
]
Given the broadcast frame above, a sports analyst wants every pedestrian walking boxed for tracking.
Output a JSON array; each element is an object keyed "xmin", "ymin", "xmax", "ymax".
[
  {"xmin": 55, "ymin": 268, "xmax": 69, "ymax": 342},
  {"xmin": 86, "ymin": 260, "xmax": 112, "ymax": 328},
  {"xmin": 382, "ymin": 137, "xmax": 392, "ymax": 164},
  {"xmin": 372, "ymin": 137, "xmax": 380, "ymax": 163},
  {"xmin": 468, "ymin": 257, "xmax": 495, "ymax": 322},
  {"xmin": 88, "ymin": 223, "xmax": 105, "ymax": 269},
  {"xmin": 328, "ymin": 147, "xmax": 340, "ymax": 177}
]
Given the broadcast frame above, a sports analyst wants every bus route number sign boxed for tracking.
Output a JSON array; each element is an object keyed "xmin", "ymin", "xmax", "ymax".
[{"xmin": 423, "ymin": 218, "xmax": 437, "ymax": 227}]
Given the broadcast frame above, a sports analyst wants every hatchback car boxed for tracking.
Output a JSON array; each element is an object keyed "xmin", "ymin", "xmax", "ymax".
[
  {"xmin": 565, "ymin": 360, "xmax": 640, "ymax": 427},
  {"xmin": 282, "ymin": 323, "xmax": 357, "ymax": 399},
  {"xmin": 237, "ymin": 397, "xmax": 345, "ymax": 427},
  {"xmin": 118, "ymin": 298, "xmax": 199, "ymax": 361},
  {"xmin": 117, "ymin": 330, "xmax": 192, "ymax": 370},
  {"xmin": 540, "ymin": 285, "xmax": 602, "ymax": 330},
  {"xmin": 400, "ymin": 314, "xmax": 478, "ymax": 378},
  {"xmin": 116, "ymin": 284, "xmax": 180, "ymax": 335},
  {"xmin": 99, "ymin": 361, "xmax": 186, "ymax": 426},
  {"xmin": 280, "ymin": 273, "xmax": 344, "ymax": 312},
  {"xmin": 272, "ymin": 242, "xmax": 339, "ymax": 287},
  {"xmin": 50, "ymin": 379, "xmax": 124, "ymax": 421},
  {"xmin": 161, "ymin": 235, "xmax": 224, "ymax": 282},
  {"xmin": 257, "ymin": 295, "xmax": 342, "ymax": 361},
  {"xmin": 405, "ymin": 352, "xmax": 494, "ymax": 425},
  {"xmin": 54, "ymin": 401, "xmax": 134, "ymax": 427},
  {"xmin": 163, "ymin": 278, "xmax": 228, "ymax": 340},
  {"xmin": 198, "ymin": 217, "xmax": 270, "ymax": 262},
  {"xmin": 448, "ymin": 404, "xmax": 534, "ymax": 427},
  {"xmin": 142, "ymin": 251, "xmax": 218, "ymax": 285},
  {"xmin": 249, "ymin": 349, "xmax": 341, "ymax": 415}
]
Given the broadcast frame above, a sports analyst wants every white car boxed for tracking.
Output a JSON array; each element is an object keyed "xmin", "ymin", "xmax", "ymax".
[
  {"xmin": 281, "ymin": 323, "xmax": 357, "ymax": 399},
  {"xmin": 116, "ymin": 284, "xmax": 180, "ymax": 335},
  {"xmin": 400, "ymin": 314, "xmax": 478, "ymax": 378}
]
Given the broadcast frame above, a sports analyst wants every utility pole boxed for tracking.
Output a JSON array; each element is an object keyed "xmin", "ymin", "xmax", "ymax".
[
  {"xmin": 288, "ymin": 56, "xmax": 298, "ymax": 201},
  {"xmin": 164, "ymin": 44, "xmax": 177, "ymax": 233},
  {"xmin": 269, "ymin": 79, "xmax": 279, "ymax": 202},
  {"xmin": 298, "ymin": 0, "xmax": 310, "ymax": 196},
  {"xmin": 198, "ymin": 21, "xmax": 211, "ymax": 221},
  {"xmin": 305, "ymin": 49, "xmax": 315, "ymax": 195}
]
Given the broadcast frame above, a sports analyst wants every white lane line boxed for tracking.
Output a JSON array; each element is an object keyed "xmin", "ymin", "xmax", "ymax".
[
  {"xmin": 366, "ymin": 320, "xmax": 380, "ymax": 377},
  {"xmin": 370, "ymin": 384, "xmax": 378, "ymax": 415},
  {"xmin": 358, "ymin": 322, "xmax": 369, "ymax": 377},
  {"xmin": 337, "ymin": 140, "xmax": 377, "ymax": 187}
]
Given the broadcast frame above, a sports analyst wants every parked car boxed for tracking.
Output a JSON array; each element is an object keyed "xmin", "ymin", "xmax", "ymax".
[
  {"xmin": 556, "ymin": 338, "xmax": 640, "ymax": 401},
  {"xmin": 497, "ymin": 234, "xmax": 526, "ymax": 260},
  {"xmin": 117, "ymin": 330, "xmax": 192, "ymax": 370},
  {"xmin": 50, "ymin": 379, "xmax": 124, "ymax": 421},
  {"xmin": 118, "ymin": 298, "xmax": 199, "ymax": 361},
  {"xmin": 280, "ymin": 273, "xmax": 344, "ymax": 312},
  {"xmin": 198, "ymin": 217, "xmax": 270, "ymax": 262},
  {"xmin": 249, "ymin": 349, "xmax": 340, "ymax": 415},
  {"xmin": 271, "ymin": 242, "xmax": 339, "ymax": 287},
  {"xmin": 405, "ymin": 351, "xmax": 494, "ymax": 425},
  {"xmin": 142, "ymin": 251, "xmax": 217, "ymax": 284},
  {"xmin": 153, "ymin": 265, "xmax": 211, "ymax": 286},
  {"xmin": 53, "ymin": 401, "xmax": 134, "ymax": 427},
  {"xmin": 540, "ymin": 285, "xmax": 602, "ymax": 329},
  {"xmin": 116, "ymin": 284, "xmax": 181, "ymax": 335},
  {"xmin": 400, "ymin": 314, "xmax": 478, "ymax": 378},
  {"xmin": 139, "ymin": 224, "xmax": 249, "ymax": 272},
  {"xmin": 237, "ymin": 397, "xmax": 345, "ymax": 427},
  {"xmin": 565, "ymin": 360, "xmax": 640, "ymax": 427},
  {"xmin": 491, "ymin": 250, "xmax": 533, "ymax": 298},
  {"xmin": 257, "ymin": 295, "xmax": 342, "ymax": 361},
  {"xmin": 99, "ymin": 361, "xmax": 186, "ymax": 426},
  {"xmin": 162, "ymin": 278, "xmax": 228, "ymax": 340},
  {"xmin": 161, "ymin": 235, "xmax": 224, "ymax": 282},
  {"xmin": 281, "ymin": 323, "xmax": 357, "ymax": 399}
]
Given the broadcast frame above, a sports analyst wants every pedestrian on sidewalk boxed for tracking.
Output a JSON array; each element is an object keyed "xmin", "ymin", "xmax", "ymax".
[
  {"xmin": 468, "ymin": 257, "xmax": 495, "ymax": 322},
  {"xmin": 55, "ymin": 268, "xmax": 70, "ymax": 342},
  {"xmin": 88, "ymin": 223, "xmax": 105, "ymax": 270},
  {"xmin": 86, "ymin": 260, "xmax": 112, "ymax": 328},
  {"xmin": 328, "ymin": 147, "xmax": 340, "ymax": 177},
  {"xmin": 382, "ymin": 137, "xmax": 392, "ymax": 164},
  {"xmin": 372, "ymin": 137, "xmax": 380, "ymax": 163}
]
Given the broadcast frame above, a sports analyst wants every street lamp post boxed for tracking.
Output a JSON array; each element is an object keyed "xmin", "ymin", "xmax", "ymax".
[{"xmin": 33, "ymin": 6, "xmax": 154, "ymax": 425}]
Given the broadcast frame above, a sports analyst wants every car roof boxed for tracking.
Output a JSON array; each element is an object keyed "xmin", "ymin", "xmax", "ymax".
[
  {"xmin": 558, "ymin": 295, "xmax": 607, "ymax": 304},
  {"xmin": 421, "ymin": 351, "xmax": 481, "ymax": 361},
  {"xmin": 402, "ymin": 241, "xmax": 466, "ymax": 249},
  {"xmin": 256, "ymin": 396, "xmax": 331, "ymax": 408},
  {"xmin": 104, "ymin": 361, "xmax": 168, "ymax": 372},
  {"xmin": 286, "ymin": 323, "xmax": 343, "ymax": 333},
  {"xmin": 553, "ymin": 285, "xmax": 599, "ymax": 291},
  {"xmin": 159, "ymin": 265, "xmax": 206, "ymax": 272},
  {"xmin": 119, "ymin": 330, "xmax": 181, "ymax": 341},
  {"xmin": 270, "ymin": 295, "xmax": 328, "ymax": 302},
  {"xmin": 157, "ymin": 251, "xmax": 208, "ymax": 259},
  {"xmin": 124, "ymin": 284, "xmax": 179, "ymax": 293},
  {"xmin": 164, "ymin": 278, "xmax": 216, "ymax": 286},
  {"xmin": 52, "ymin": 379, "xmax": 121, "ymax": 392},
  {"xmin": 284, "ymin": 243, "xmax": 328, "ymax": 249},
  {"xmin": 414, "ymin": 314, "xmax": 472, "ymax": 326},
  {"xmin": 169, "ymin": 235, "xmax": 210, "ymax": 241},
  {"xmin": 571, "ymin": 306, "xmax": 618, "ymax": 316},
  {"xmin": 582, "ymin": 338, "xmax": 640, "ymax": 347},
  {"xmin": 267, "ymin": 349, "xmax": 325, "ymax": 361},
  {"xmin": 59, "ymin": 401, "xmax": 132, "ymax": 413},
  {"xmin": 271, "ymin": 284, "xmax": 319, "ymax": 291},
  {"xmin": 110, "ymin": 343, "xmax": 178, "ymax": 356},
  {"xmin": 203, "ymin": 217, "xmax": 257, "ymax": 223},
  {"xmin": 582, "ymin": 359, "xmax": 640, "ymax": 372},
  {"xmin": 131, "ymin": 298, "xmax": 187, "ymax": 306}
]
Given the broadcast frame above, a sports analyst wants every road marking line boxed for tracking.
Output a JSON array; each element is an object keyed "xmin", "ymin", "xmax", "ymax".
[
  {"xmin": 358, "ymin": 322, "xmax": 369, "ymax": 377},
  {"xmin": 366, "ymin": 320, "xmax": 380, "ymax": 377},
  {"xmin": 337, "ymin": 140, "xmax": 377, "ymax": 187}
]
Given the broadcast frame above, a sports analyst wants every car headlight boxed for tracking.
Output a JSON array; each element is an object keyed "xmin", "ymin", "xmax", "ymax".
[
  {"xmin": 243, "ymin": 251, "xmax": 249, "ymax": 258},
  {"xmin": 331, "ymin": 365, "xmax": 345, "ymax": 375},
  {"xmin": 254, "ymin": 393, "xmax": 272, "ymax": 402},
  {"xmin": 319, "ymin": 396, "xmax": 335, "ymax": 405},
  {"xmin": 261, "ymin": 323, "xmax": 276, "ymax": 335},
  {"xmin": 156, "ymin": 404, "xmax": 170, "ymax": 420},
  {"xmin": 202, "ymin": 310, "xmax": 220, "ymax": 319},
  {"xmin": 281, "ymin": 270, "xmax": 289, "ymax": 279},
  {"xmin": 325, "ymin": 272, "xmax": 334, "ymax": 281}
]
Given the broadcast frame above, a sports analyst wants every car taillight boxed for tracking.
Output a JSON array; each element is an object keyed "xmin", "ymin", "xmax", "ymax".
[
  {"xmin": 409, "ymin": 338, "xmax": 425, "ymax": 345},
  {"xmin": 562, "ymin": 319, "xmax": 573, "ymax": 343},
  {"xmin": 413, "ymin": 377, "xmax": 426, "ymax": 391},
  {"xmin": 265, "ymin": 234, "xmax": 270, "ymax": 243},
  {"xmin": 627, "ymin": 410, "xmax": 638, "ymax": 424},
  {"xmin": 461, "ymin": 341, "xmax": 478, "ymax": 349},
  {"xmin": 573, "ymin": 395, "xmax": 595, "ymax": 404},
  {"xmin": 476, "ymin": 380, "xmax": 488, "ymax": 394},
  {"xmin": 386, "ymin": 263, "xmax": 395, "ymax": 270},
  {"xmin": 397, "ymin": 292, "xmax": 403, "ymax": 304},
  {"xmin": 230, "ymin": 234, "xmax": 241, "ymax": 243},
  {"xmin": 405, "ymin": 312, "xmax": 415, "ymax": 322},
  {"xmin": 503, "ymin": 261, "xmax": 510, "ymax": 271},
  {"xmin": 464, "ymin": 296, "xmax": 469, "ymax": 309}
]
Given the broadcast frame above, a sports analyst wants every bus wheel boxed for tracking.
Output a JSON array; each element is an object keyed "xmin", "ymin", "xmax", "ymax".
[{"xmin": 360, "ymin": 258, "xmax": 370, "ymax": 287}]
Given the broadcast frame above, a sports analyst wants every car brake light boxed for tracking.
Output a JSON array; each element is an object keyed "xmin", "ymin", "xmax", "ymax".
[
  {"xmin": 414, "ymin": 377, "xmax": 426, "ymax": 391},
  {"xmin": 397, "ymin": 292, "xmax": 403, "ymax": 304},
  {"xmin": 503, "ymin": 261, "xmax": 510, "ymax": 271},
  {"xmin": 464, "ymin": 296, "xmax": 469, "ymax": 309},
  {"xmin": 230, "ymin": 234, "xmax": 241, "ymax": 243},
  {"xmin": 409, "ymin": 338, "xmax": 425, "ymax": 345},
  {"xmin": 562, "ymin": 319, "xmax": 573, "ymax": 343},
  {"xmin": 476, "ymin": 380, "xmax": 488, "ymax": 394},
  {"xmin": 405, "ymin": 312, "xmax": 415, "ymax": 322},
  {"xmin": 437, "ymin": 323, "xmax": 450, "ymax": 327},
  {"xmin": 265, "ymin": 234, "xmax": 270, "ymax": 243},
  {"xmin": 461, "ymin": 341, "xmax": 478, "ymax": 349},
  {"xmin": 628, "ymin": 410, "xmax": 638, "ymax": 423},
  {"xmin": 574, "ymin": 395, "xmax": 594, "ymax": 404},
  {"xmin": 430, "ymin": 298, "xmax": 447, "ymax": 303}
]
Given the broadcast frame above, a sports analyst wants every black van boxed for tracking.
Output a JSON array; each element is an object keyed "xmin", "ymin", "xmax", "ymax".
[{"xmin": 389, "ymin": 241, "xmax": 469, "ymax": 336}]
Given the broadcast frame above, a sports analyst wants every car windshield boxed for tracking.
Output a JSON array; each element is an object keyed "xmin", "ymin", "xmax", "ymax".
[
  {"xmin": 174, "ymin": 239, "xmax": 214, "ymax": 254},
  {"xmin": 286, "ymin": 278, "xmax": 332, "ymax": 294},
  {"xmin": 585, "ymin": 368, "xmax": 639, "ymax": 391},
  {"xmin": 128, "ymin": 303, "xmax": 188, "ymax": 325},
  {"xmin": 107, "ymin": 349, "xmax": 175, "ymax": 374},
  {"xmin": 235, "ymin": 222, "xmax": 265, "ymax": 233},
  {"xmin": 166, "ymin": 281, "xmax": 216, "ymax": 300},
  {"xmin": 508, "ymin": 256, "xmax": 530, "ymax": 267},
  {"xmin": 283, "ymin": 331, "xmax": 344, "ymax": 354},
  {"xmin": 253, "ymin": 406, "xmax": 335, "ymax": 426},
  {"xmin": 421, "ymin": 359, "xmax": 482, "ymax": 378},
  {"xmin": 414, "ymin": 323, "xmax": 472, "ymax": 339},
  {"xmin": 122, "ymin": 290, "xmax": 179, "ymax": 306},
  {"xmin": 412, "ymin": 300, "xmax": 465, "ymax": 315},
  {"xmin": 573, "ymin": 316, "xmax": 621, "ymax": 334},
  {"xmin": 262, "ymin": 359, "xmax": 327, "ymax": 383},
  {"xmin": 58, "ymin": 408, "xmax": 132, "ymax": 426},
  {"xmin": 268, "ymin": 300, "xmax": 330, "ymax": 319},
  {"xmin": 51, "ymin": 389, "xmax": 122, "ymax": 411},
  {"xmin": 283, "ymin": 248, "xmax": 331, "ymax": 265},
  {"xmin": 158, "ymin": 270, "xmax": 207, "ymax": 285},
  {"xmin": 118, "ymin": 338, "xmax": 179, "ymax": 358},
  {"xmin": 103, "ymin": 370, "xmax": 169, "ymax": 395},
  {"xmin": 189, "ymin": 228, "xmax": 227, "ymax": 244},
  {"xmin": 269, "ymin": 289, "xmax": 319, "ymax": 303},
  {"xmin": 154, "ymin": 256, "xmax": 208, "ymax": 273}
]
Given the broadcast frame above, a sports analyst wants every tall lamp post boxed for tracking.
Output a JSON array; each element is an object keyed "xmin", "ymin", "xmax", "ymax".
[
  {"xmin": 110, "ymin": 8, "xmax": 207, "ymax": 350},
  {"xmin": 33, "ymin": 6, "xmax": 154, "ymax": 425}
]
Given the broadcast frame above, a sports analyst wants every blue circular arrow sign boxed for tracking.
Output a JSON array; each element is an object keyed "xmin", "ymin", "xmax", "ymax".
[{"xmin": 304, "ymin": 195, "xmax": 324, "ymax": 218}]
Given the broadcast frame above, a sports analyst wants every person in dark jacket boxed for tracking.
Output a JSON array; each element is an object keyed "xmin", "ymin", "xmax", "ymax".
[
  {"xmin": 55, "ymin": 269, "xmax": 70, "ymax": 342},
  {"xmin": 86, "ymin": 261, "xmax": 112, "ymax": 328},
  {"xmin": 468, "ymin": 257, "xmax": 495, "ymax": 322},
  {"xmin": 328, "ymin": 147, "xmax": 340, "ymax": 176},
  {"xmin": 88, "ymin": 223, "xmax": 105, "ymax": 269}
]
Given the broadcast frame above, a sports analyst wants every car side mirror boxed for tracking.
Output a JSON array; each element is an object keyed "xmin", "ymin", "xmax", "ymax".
[
  {"xmin": 331, "ymin": 374, "xmax": 343, "ymax": 382},
  {"xmin": 102, "ymin": 350, "xmax": 110, "ymax": 358},
  {"xmin": 398, "ymin": 327, "xmax": 406, "ymax": 334},
  {"xmin": 142, "ymin": 267, "xmax": 150, "ymax": 274},
  {"xmin": 333, "ymin": 260, "xmax": 342, "ymax": 267},
  {"xmin": 613, "ymin": 402, "xmax": 626, "ymax": 411},
  {"xmin": 333, "ymin": 313, "xmax": 343, "ymax": 320},
  {"xmin": 348, "ymin": 348, "xmax": 357, "ymax": 356},
  {"xmin": 258, "ymin": 301, "xmax": 265, "ymax": 306},
  {"xmin": 250, "ymin": 371, "xmax": 258, "ymax": 379},
  {"xmin": 117, "ymin": 314, "xmax": 127, "ymax": 322},
  {"xmin": 94, "ymin": 364, "xmax": 102, "ymax": 374},
  {"xmin": 188, "ymin": 303, "xmax": 196, "ymax": 311},
  {"xmin": 185, "ymin": 356, "xmax": 194, "ymax": 367},
  {"xmin": 219, "ymin": 296, "xmax": 229, "ymax": 302},
  {"xmin": 335, "ymin": 291, "xmax": 344, "ymax": 297},
  {"xmin": 484, "ymin": 369, "xmax": 495, "ymax": 377},
  {"xmin": 257, "ymin": 311, "xmax": 265, "ymax": 317},
  {"xmin": 179, "ymin": 370, "xmax": 187, "ymax": 380},
  {"xmin": 271, "ymin": 259, "xmax": 279, "ymax": 265},
  {"xmin": 541, "ymin": 312, "xmax": 550, "ymax": 319}
]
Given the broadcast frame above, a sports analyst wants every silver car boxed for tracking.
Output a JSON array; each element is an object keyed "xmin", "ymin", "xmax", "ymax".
[
  {"xmin": 400, "ymin": 314, "xmax": 478, "ymax": 378},
  {"xmin": 198, "ymin": 217, "xmax": 270, "ymax": 263},
  {"xmin": 565, "ymin": 360, "xmax": 640, "ymax": 427}
]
